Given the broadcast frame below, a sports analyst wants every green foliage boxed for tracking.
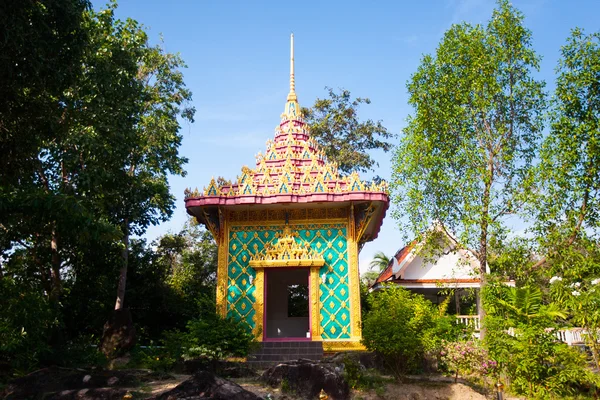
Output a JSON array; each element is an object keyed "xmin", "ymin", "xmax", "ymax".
[
  {"xmin": 362, "ymin": 286, "xmax": 458, "ymax": 376},
  {"xmin": 391, "ymin": 0, "xmax": 546, "ymax": 297},
  {"xmin": 440, "ymin": 340, "xmax": 497, "ymax": 382},
  {"xmin": 302, "ymin": 87, "xmax": 395, "ymax": 175},
  {"xmin": 548, "ymin": 248, "xmax": 600, "ymax": 368},
  {"xmin": 342, "ymin": 357, "xmax": 388, "ymax": 391},
  {"xmin": 0, "ymin": 0, "xmax": 196, "ymax": 373},
  {"xmin": 128, "ymin": 309, "xmax": 255, "ymax": 373},
  {"xmin": 535, "ymin": 28, "xmax": 600, "ymax": 244},
  {"xmin": 280, "ymin": 378, "xmax": 292, "ymax": 394},
  {"xmin": 369, "ymin": 252, "xmax": 390, "ymax": 273},
  {"xmin": 484, "ymin": 283, "xmax": 599, "ymax": 398},
  {"xmin": 128, "ymin": 221, "xmax": 217, "ymax": 340},
  {"xmin": 0, "ymin": 0, "xmax": 90, "ymax": 185},
  {"xmin": 0, "ymin": 278, "xmax": 57, "ymax": 373}
]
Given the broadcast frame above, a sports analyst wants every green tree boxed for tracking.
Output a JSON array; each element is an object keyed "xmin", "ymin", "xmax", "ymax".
[
  {"xmin": 369, "ymin": 251, "xmax": 390, "ymax": 273},
  {"xmin": 0, "ymin": 0, "xmax": 90, "ymax": 190},
  {"xmin": 391, "ymin": 0, "xmax": 545, "ymax": 332},
  {"xmin": 302, "ymin": 88, "xmax": 395, "ymax": 175},
  {"xmin": 533, "ymin": 28, "xmax": 600, "ymax": 268},
  {"xmin": 0, "ymin": 0, "xmax": 194, "ymax": 362}
]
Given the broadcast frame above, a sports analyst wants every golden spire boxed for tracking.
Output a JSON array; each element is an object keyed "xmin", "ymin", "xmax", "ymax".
[
  {"xmin": 288, "ymin": 33, "xmax": 296, "ymax": 101},
  {"xmin": 283, "ymin": 33, "xmax": 300, "ymax": 119}
]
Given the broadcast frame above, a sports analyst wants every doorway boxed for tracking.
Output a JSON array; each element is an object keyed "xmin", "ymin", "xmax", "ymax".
[{"xmin": 265, "ymin": 268, "xmax": 310, "ymax": 340}]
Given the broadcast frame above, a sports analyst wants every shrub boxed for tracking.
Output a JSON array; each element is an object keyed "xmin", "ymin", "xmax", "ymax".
[
  {"xmin": 484, "ymin": 283, "xmax": 600, "ymax": 398},
  {"xmin": 131, "ymin": 311, "xmax": 257, "ymax": 372},
  {"xmin": 362, "ymin": 285, "xmax": 448, "ymax": 376},
  {"xmin": 439, "ymin": 339, "xmax": 497, "ymax": 382},
  {"xmin": 0, "ymin": 278, "xmax": 57, "ymax": 375}
]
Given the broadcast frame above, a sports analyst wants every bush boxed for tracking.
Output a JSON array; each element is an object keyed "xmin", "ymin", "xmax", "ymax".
[
  {"xmin": 484, "ymin": 283, "xmax": 600, "ymax": 398},
  {"xmin": 130, "ymin": 311, "xmax": 257, "ymax": 372},
  {"xmin": 362, "ymin": 285, "xmax": 452, "ymax": 376},
  {"xmin": 440, "ymin": 339, "xmax": 497, "ymax": 382},
  {"xmin": 0, "ymin": 278, "xmax": 57, "ymax": 375}
]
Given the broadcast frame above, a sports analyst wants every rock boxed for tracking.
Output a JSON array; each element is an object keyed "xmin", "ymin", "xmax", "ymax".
[
  {"xmin": 99, "ymin": 309, "xmax": 136, "ymax": 358},
  {"xmin": 45, "ymin": 388, "xmax": 129, "ymax": 399},
  {"xmin": 151, "ymin": 371, "xmax": 262, "ymax": 400},
  {"xmin": 108, "ymin": 353, "xmax": 131, "ymax": 369},
  {"xmin": 106, "ymin": 376, "xmax": 119, "ymax": 386},
  {"xmin": 0, "ymin": 367, "xmax": 169, "ymax": 399},
  {"xmin": 261, "ymin": 359, "xmax": 350, "ymax": 400}
]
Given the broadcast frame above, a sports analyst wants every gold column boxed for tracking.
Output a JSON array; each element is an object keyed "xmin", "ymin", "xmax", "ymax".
[
  {"xmin": 252, "ymin": 268, "xmax": 264, "ymax": 340},
  {"xmin": 310, "ymin": 266, "xmax": 322, "ymax": 341},
  {"xmin": 348, "ymin": 237, "xmax": 361, "ymax": 340},
  {"xmin": 348, "ymin": 204, "xmax": 362, "ymax": 340},
  {"xmin": 215, "ymin": 214, "xmax": 229, "ymax": 317}
]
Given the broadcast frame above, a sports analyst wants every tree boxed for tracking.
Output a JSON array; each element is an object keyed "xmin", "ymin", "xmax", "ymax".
[
  {"xmin": 302, "ymin": 88, "xmax": 395, "ymax": 175},
  {"xmin": 0, "ymin": 0, "xmax": 194, "ymax": 359},
  {"xmin": 0, "ymin": 0, "xmax": 92, "ymax": 299},
  {"xmin": 533, "ymin": 28, "xmax": 600, "ymax": 267},
  {"xmin": 391, "ymin": 0, "xmax": 546, "ymax": 332},
  {"xmin": 0, "ymin": 0, "xmax": 90, "ymax": 190},
  {"xmin": 369, "ymin": 251, "xmax": 391, "ymax": 273}
]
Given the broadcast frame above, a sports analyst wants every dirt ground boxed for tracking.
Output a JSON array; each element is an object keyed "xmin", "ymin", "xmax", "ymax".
[
  {"xmin": 3, "ymin": 368, "xmax": 507, "ymax": 399},
  {"xmin": 350, "ymin": 381, "xmax": 487, "ymax": 400},
  {"xmin": 233, "ymin": 376, "xmax": 491, "ymax": 400},
  {"xmin": 143, "ymin": 374, "xmax": 491, "ymax": 400}
]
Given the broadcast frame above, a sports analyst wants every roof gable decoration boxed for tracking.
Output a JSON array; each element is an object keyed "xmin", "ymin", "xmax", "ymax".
[{"xmin": 248, "ymin": 225, "xmax": 325, "ymax": 267}]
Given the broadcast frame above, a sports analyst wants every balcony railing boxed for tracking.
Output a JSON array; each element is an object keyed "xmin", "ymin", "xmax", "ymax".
[
  {"xmin": 456, "ymin": 315, "xmax": 481, "ymax": 331},
  {"xmin": 455, "ymin": 315, "xmax": 587, "ymax": 346}
]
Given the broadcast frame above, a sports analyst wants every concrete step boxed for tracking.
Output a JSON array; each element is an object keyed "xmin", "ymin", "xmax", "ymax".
[{"xmin": 247, "ymin": 341, "xmax": 323, "ymax": 368}]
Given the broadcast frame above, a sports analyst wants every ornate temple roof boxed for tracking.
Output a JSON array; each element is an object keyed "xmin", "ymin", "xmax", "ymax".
[{"xmin": 184, "ymin": 34, "xmax": 388, "ymax": 208}]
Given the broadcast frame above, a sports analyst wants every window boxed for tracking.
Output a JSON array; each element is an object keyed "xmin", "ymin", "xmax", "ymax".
[{"xmin": 287, "ymin": 284, "xmax": 309, "ymax": 317}]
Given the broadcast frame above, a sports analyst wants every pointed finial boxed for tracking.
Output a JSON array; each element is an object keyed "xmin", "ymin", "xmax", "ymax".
[
  {"xmin": 290, "ymin": 33, "xmax": 295, "ymax": 96},
  {"xmin": 287, "ymin": 33, "xmax": 297, "ymax": 101},
  {"xmin": 283, "ymin": 34, "xmax": 299, "ymax": 118}
]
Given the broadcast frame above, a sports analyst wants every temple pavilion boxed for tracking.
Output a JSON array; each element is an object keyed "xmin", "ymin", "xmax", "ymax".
[{"xmin": 184, "ymin": 35, "xmax": 388, "ymax": 352}]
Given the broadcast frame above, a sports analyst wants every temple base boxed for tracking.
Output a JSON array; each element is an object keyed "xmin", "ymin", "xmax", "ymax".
[{"xmin": 322, "ymin": 340, "xmax": 366, "ymax": 352}]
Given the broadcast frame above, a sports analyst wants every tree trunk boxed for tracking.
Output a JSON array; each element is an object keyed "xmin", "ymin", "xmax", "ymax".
[
  {"xmin": 478, "ymin": 163, "xmax": 492, "ymax": 340},
  {"xmin": 114, "ymin": 220, "xmax": 129, "ymax": 310},
  {"xmin": 50, "ymin": 225, "xmax": 61, "ymax": 300}
]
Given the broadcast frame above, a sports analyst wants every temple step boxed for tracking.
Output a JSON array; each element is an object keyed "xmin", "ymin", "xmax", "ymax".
[{"xmin": 246, "ymin": 341, "xmax": 323, "ymax": 368}]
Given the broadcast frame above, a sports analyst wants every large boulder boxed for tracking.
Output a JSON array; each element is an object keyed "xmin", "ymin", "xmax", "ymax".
[
  {"xmin": 100, "ymin": 308, "xmax": 136, "ymax": 358},
  {"xmin": 261, "ymin": 359, "xmax": 350, "ymax": 400},
  {"xmin": 151, "ymin": 371, "xmax": 262, "ymax": 400}
]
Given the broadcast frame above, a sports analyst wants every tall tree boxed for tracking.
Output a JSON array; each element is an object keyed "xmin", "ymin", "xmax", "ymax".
[
  {"xmin": 0, "ymin": 0, "xmax": 90, "ymax": 188},
  {"xmin": 391, "ymin": 0, "xmax": 545, "ymax": 331},
  {"xmin": 0, "ymin": 1, "xmax": 194, "ymax": 357},
  {"xmin": 537, "ymin": 28, "xmax": 600, "ymax": 367},
  {"xmin": 303, "ymin": 88, "xmax": 395, "ymax": 175},
  {"xmin": 533, "ymin": 28, "xmax": 600, "ymax": 265}
]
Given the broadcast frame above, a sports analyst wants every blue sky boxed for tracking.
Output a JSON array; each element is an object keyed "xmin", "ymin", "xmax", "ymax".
[{"xmin": 102, "ymin": 0, "xmax": 599, "ymax": 273}]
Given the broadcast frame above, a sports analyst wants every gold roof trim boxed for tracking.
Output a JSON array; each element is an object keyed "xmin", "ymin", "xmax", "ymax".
[{"xmin": 248, "ymin": 225, "xmax": 325, "ymax": 268}]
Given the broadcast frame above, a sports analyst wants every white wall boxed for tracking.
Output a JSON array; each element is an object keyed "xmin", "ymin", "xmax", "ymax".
[
  {"xmin": 265, "ymin": 269, "xmax": 310, "ymax": 338},
  {"xmin": 401, "ymin": 245, "xmax": 478, "ymax": 280}
]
